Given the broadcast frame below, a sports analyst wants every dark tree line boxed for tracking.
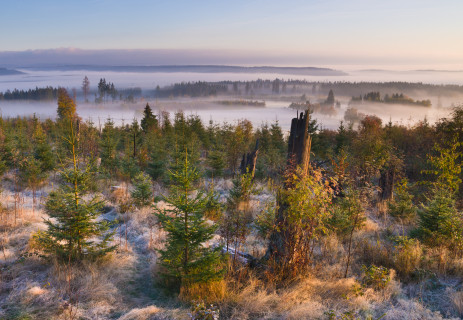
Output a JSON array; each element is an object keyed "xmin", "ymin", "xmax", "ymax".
[
  {"xmin": 0, "ymin": 87, "xmax": 59, "ymax": 101},
  {"xmin": 353, "ymin": 91, "xmax": 431, "ymax": 106}
]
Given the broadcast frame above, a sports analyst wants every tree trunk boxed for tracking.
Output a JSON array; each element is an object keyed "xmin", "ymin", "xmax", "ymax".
[
  {"xmin": 379, "ymin": 166, "xmax": 395, "ymax": 200},
  {"xmin": 267, "ymin": 111, "xmax": 312, "ymax": 261},
  {"xmin": 240, "ymin": 140, "xmax": 259, "ymax": 177}
]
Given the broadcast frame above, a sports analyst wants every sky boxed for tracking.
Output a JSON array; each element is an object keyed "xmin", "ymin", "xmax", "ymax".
[{"xmin": 1, "ymin": 0, "xmax": 463, "ymax": 68}]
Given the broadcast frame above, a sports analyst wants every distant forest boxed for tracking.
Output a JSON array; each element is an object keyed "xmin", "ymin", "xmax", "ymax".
[
  {"xmin": 1, "ymin": 79, "xmax": 463, "ymax": 102},
  {"xmin": 351, "ymin": 92, "xmax": 432, "ymax": 107}
]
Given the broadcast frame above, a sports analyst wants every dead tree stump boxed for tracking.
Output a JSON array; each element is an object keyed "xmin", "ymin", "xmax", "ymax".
[
  {"xmin": 240, "ymin": 140, "xmax": 259, "ymax": 177},
  {"xmin": 267, "ymin": 111, "xmax": 312, "ymax": 261},
  {"xmin": 379, "ymin": 166, "xmax": 395, "ymax": 201}
]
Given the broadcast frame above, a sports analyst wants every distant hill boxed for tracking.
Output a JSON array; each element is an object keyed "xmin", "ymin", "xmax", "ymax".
[
  {"xmin": 0, "ymin": 68, "xmax": 24, "ymax": 75},
  {"xmin": 25, "ymin": 65, "xmax": 347, "ymax": 76}
]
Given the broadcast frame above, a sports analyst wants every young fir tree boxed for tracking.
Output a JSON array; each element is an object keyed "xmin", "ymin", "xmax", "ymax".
[
  {"xmin": 413, "ymin": 139, "xmax": 463, "ymax": 251},
  {"xmin": 155, "ymin": 154, "xmax": 225, "ymax": 294},
  {"xmin": 206, "ymin": 149, "xmax": 226, "ymax": 177},
  {"xmin": 219, "ymin": 171, "xmax": 255, "ymax": 253},
  {"xmin": 19, "ymin": 156, "xmax": 46, "ymax": 207},
  {"xmin": 33, "ymin": 121, "xmax": 55, "ymax": 172},
  {"xmin": 413, "ymin": 188, "xmax": 463, "ymax": 250},
  {"xmin": 328, "ymin": 187, "xmax": 366, "ymax": 277},
  {"xmin": 388, "ymin": 178, "xmax": 416, "ymax": 222},
  {"xmin": 140, "ymin": 103, "xmax": 158, "ymax": 133},
  {"xmin": 99, "ymin": 118, "xmax": 119, "ymax": 178},
  {"xmin": 36, "ymin": 107, "xmax": 115, "ymax": 262},
  {"xmin": 147, "ymin": 139, "xmax": 167, "ymax": 182},
  {"xmin": 131, "ymin": 172, "xmax": 152, "ymax": 208}
]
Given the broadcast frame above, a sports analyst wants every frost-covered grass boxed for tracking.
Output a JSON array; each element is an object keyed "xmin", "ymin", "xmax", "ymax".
[{"xmin": 1, "ymin": 179, "xmax": 463, "ymax": 319}]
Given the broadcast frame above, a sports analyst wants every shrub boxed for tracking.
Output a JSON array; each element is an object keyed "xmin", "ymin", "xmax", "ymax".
[
  {"xmin": 255, "ymin": 201, "xmax": 276, "ymax": 239},
  {"xmin": 361, "ymin": 264, "xmax": 391, "ymax": 290},
  {"xmin": 391, "ymin": 236, "xmax": 423, "ymax": 277},
  {"xmin": 388, "ymin": 179, "xmax": 416, "ymax": 222},
  {"xmin": 189, "ymin": 301, "xmax": 220, "ymax": 320}
]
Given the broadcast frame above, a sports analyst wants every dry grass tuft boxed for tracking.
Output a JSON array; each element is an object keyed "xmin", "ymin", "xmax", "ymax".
[
  {"xmin": 179, "ymin": 280, "xmax": 227, "ymax": 303},
  {"xmin": 119, "ymin": 305, "xmax": 164, "ymax": 320},
  {"xmin": 449, "ymin": 289, "xmax": 463, "ymax": 317},
  {"xmin": 27, "ymin": 285, "xmax": 47, "ymax": 296},
  {"xmin": 382, "ymin": 299, "xmax": 457, "ymax": 320},
  {"xmin": 393, "ymin": 240, "xmax": 423, "ymax": 277}
]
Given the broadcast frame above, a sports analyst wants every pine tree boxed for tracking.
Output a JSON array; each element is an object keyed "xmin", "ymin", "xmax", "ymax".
[
  {"xmin": 33, "ymin": 122, "xmax": 55, "ymax": 171},
  {"xmin": 388, "ymin": 179, "xmax": 416, "ymax": 222},
  {"xmin": 424, "ymin": 138, "xmax": 462, "ymax": 194},
  {"xmin": 131, "ymin": 172, "xmax": 152, "ymax": 208},
  {"xmin": 413, "ymin": 188, "xmax": 463, "ymax": 250},
  {"xmin": 141, "ymin": 103, "xmax": 158, "ymax": 133},
  {"xmin": 147, "ymin": 139, "xmax": 167, "ymax": 182},
  {"xmin": 155, "ymin": 155, "xmax": 225, "ymax": 294},
  {"xmin": 19, "ymin": 156, "xmax": 46, "ymax": 207},
  {"xmin": 219, "ymin": 171, "xmax": 255, "ymax": 254},
  {"xmin": 119, "ymin": 154, "xmax": 140, "ymax": 181},
  {"xmin": 100, "ymin": 118, "xmax": 119, "ymax": 177},
  {"xmin": 326, "ymin": 89, "xmax": 335, "ymax": 104},
  {"xmin": 36, "ymin": 106, "xmax": 115, "ymax": 262},
  {"xmin": 413, "ymin": 140, "xmax": 463, "ymax": 250},
  {"xmin": 328, "ymin": 188, "xmax": 365, "ymax": 277},
  {"xmin": 82, "ymin": 76, "xmax": 90, "ymax": 103},
  {"xmin": 206, "ymin": 149, "xmax": 226, "ymax": 177}
]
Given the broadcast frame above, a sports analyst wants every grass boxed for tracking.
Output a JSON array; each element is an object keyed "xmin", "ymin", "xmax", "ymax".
[{"xmin": 1, "ymin": 179, "xmax": 463, "ymax": 319}]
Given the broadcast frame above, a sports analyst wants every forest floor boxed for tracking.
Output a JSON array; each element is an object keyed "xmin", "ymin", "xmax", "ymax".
[{"xmin": 1, "ymin": 176, "xmax": 463, "ymax": 319}]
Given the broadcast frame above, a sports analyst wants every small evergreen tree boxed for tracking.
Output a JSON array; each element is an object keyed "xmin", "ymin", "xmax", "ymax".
[
  {"xmin": 147, "ymin": 145, "xmax": 167, "ymax": 182},
  {"xmin": 155, "ymin": 155, "xmax": 225, "ymax": 296},
  {"xmin": 19, "ymin": 156, "xmax": 46, "ymax": 206},
  {"xmin": 36, "ymin": 111, "xmax": 115, "ymax": 262},
  {"xmin": 141, "ymin": 103, "xmax": 158, "ymax": 133},
  {"xmin": 424, "ymin": 138, "xmax": 462, "ymax": 193},
  {"xmin": 82, "ymin": 76, "xmax": 90, "ymax": 103},
  {"xmin": 206, "ymin": 149, "xmax": 226, "ymax": 177},
  {"xmin": 131, "ymin": 172, "xmax": 152, "ymax": 208},
  {"xmin": 413, "ymin": 188, "xmax": 463, "ymax": 250},
  {"xmin": 388, "ymin": 178, "xmax": 416, "ymax": 222},
  {"xmin": 100, "ymin": 118, "xmax": 119, "ymax": 177},
  {"xmin": 33, "ymin": 122, "xmax": 55, "ymax": 171},
  {"xmin": 219, "ymin": 172, "xmax": 255, "ymax": 254},
  {"xmin": 203, "ymin": 183, "xmax": 222, "ymax": 221},
  {"xmin": 119, "ymin": 154, "xmax": 140, "ymax": 181},
  {"xmin": 328, "ymin": 188, "xmax": 366, "ymax": 277},
  {"xmin": 326, "ymin": 89, "xmax": 335, "ymax": 104},
  {"xmin": 413, "ymin": 140, "xmax": 463, "ymax": 251}
]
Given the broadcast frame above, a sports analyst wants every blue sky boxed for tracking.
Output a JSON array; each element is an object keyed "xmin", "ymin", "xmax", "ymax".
[{"xmin": 1, "ymin": 0, "xmax": 462, "ymax": 66}]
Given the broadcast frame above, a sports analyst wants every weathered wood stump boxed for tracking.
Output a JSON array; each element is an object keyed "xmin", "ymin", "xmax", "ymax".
[
  {"xmin": 267, "ymin": 110, "xmax": 312, "ymax": 261},
  {"xmin": 379, "ymin": 166, "xmax": 395, "ymax": 200},
  {"xmin": 287, "ymin": 111, "xmax": 312, "ymax": 176},
  {"xmin": 240, "ymin": 140, "xmax": 259, "ymax": 177}
]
